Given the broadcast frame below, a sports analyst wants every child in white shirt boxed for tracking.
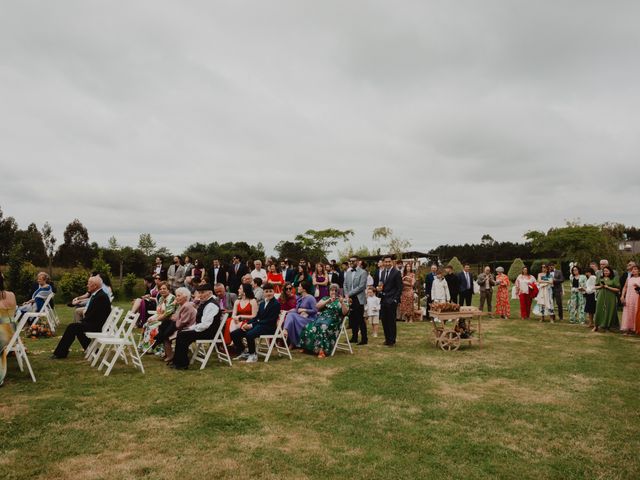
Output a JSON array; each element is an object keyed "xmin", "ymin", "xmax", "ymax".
[{"xmin": 364, "ymin": 286, "xmax": 381, "ymax": 338}]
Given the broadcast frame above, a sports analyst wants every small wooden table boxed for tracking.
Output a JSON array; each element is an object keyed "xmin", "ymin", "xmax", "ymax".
[{"xmin": 427, "ymin": 310, "xmax": 486, "ymax": 351}]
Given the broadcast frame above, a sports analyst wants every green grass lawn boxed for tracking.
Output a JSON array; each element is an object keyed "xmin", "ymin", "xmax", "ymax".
[{"xmin": 1, "ymin": 295, "xmax": 639, "ymax": 480}]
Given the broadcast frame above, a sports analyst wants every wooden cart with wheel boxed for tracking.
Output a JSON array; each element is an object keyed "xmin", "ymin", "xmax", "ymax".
[{"xmin": 428, "ymin": 308, "xmax": 486, "ymax": 351}]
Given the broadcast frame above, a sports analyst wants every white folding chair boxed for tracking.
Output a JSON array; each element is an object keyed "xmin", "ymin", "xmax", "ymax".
[
  {"xmin": 84, "ymin": 307, "xmax": 124, "ymax": 360},
  {"xmin": 190, "ymin": 314, "xmax": 232, "ymax": 370},
  {"xmin": 3, "ymin": 312, "xmax": 36, "ymax": 382},
  {"xmin": 93, "ymin": 311, "xmax": 144, "ymax": 376},
  {"xmin": 331, "ymin": 316, "xmax": 353, "ymax": 356},
  {"xmin": 256, "ymin": 311, "xmax": 292, "ymax": 362},
  {"xmin": 26, "ymin": 292, "xmax": 57, "ymax": 334}
]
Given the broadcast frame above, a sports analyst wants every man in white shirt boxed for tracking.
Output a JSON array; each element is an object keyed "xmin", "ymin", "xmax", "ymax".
[
  {"xmin": 251, "ymin": 260, "xmax": 268, "ymax": 283},
  {"xmin": 171, "ymin": 283, "xmax": 221, "ymax": 369}
]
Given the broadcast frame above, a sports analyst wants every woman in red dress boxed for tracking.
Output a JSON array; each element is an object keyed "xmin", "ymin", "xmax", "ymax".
[
  {"xmin": 266, "ymin": 263, "xmax": 284, "ymax": 294},
  {"xmin": 223, "ymin": 284, "xmax": 258, "ymax": 346}
]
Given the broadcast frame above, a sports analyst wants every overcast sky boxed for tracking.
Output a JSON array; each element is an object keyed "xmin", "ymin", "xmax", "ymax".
[{"xmin": 1, "ymin": 1, "xmax": 638, "ymax": 258}]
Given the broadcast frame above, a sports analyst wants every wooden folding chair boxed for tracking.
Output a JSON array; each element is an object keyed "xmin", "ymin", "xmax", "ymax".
[
  {"xmin": 331, "ymin": 316, "xmax": 353, "ymax": 356},
  {"xmin": 190, "ymin": 314, "xmax": 232, "ymax": 369},
  {"xmin": 3, "ymin": 312, "xmax": 36, "ymax": 382},
  {"xmin": 93, "ymin": 312, "xmax": 144, "ymax": 376},
  {"xmin": 84, "ymin": 307, "xmax": 124, "ymax": 360},
  {"xmin": 256, "ymin": 311, "xmax": 292, "ymax": 362}
]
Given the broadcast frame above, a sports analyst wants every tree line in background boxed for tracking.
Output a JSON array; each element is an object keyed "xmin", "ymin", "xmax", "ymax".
[{"xmin": 1, "ymin": 204, "xmax": 638, "ymax": 301}]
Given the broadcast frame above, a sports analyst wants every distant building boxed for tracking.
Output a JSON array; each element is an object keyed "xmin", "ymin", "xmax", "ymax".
[{"xmin": 619, "ymin": 240, "xmax": 640, "ymax": 254}]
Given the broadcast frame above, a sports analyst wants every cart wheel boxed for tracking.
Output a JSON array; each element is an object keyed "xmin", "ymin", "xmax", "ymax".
[{"xmin": 439, "ymin": 331, "xmax": 461, "ymax": 351}]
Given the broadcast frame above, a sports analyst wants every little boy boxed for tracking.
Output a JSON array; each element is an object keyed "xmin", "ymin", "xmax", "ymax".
[{"xmin": 364, "ymin": 286, "xmax": 381, "ymax": 338}]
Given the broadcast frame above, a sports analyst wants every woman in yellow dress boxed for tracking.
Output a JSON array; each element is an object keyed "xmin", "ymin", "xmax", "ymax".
[{"xmin": 1, "ymin": 272, "xmax": 18, "ymax": 387}]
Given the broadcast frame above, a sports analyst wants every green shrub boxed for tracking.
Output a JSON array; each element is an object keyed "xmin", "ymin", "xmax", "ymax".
[
  {"xmin": 507, "ymin": 258, "xmax": 526, "ymax": 282},
  {"xmin": 447, "ymin": 256, "xmax": 464, "ymax": 273},
  {"xmin": 123, "ymin": 273, "xmax": 138, "ymax": 299},
  {"xmin": 58, "ymin": 266, "xmax": 90, "ymax": 302},
  {"xmin": 91, "ymin": 252, "xmax": 112, "ymax": 286}
]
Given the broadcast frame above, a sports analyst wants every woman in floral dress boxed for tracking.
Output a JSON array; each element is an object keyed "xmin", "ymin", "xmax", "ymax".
[
  {"xmin": 299, "ymin": 284, "xmax": 349, "ymax": 358},
  {"xmin": 568, "ymin": 266, "xmax": 586, "ymax": 324},
  {"xmin": 399, "ymin": 264, "xmax": 416, "ymax": 322},
  {"xmin": 620, "ymin": 265, "xmax": 640, "ymax": 334},
  {"xmin": 139, "ymin": 282, "xmax": 176, "ymax": 354},
  {"xmin": 535, "ymin": 265, "xmax": 554, "ymax": 322},
  {"xmin": 494, "ymin": 267, "xmax": 510, "ymax": 319}
]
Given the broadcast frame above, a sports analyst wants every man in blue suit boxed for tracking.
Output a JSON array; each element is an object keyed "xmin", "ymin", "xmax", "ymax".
[
  {"xmin": 457, "ymin": 264, "xmax": 475, "ymax": 306},
  {"xmin": 231, "ymin": 283, "xmax": 281, "ymax": 363}
]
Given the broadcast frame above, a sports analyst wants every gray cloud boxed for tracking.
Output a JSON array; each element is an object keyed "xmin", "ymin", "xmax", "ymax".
[{"xmin": 1, "ymin": 1, "xmax": 638, "ymax": 257}]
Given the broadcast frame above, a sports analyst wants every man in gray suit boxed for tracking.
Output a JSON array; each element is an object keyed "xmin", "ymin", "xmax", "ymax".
[
  {"xmin": 214, "ymin": 283, "xmax": 237, "ymax": 314},
  {"xmin": 343, "ymin": 256, "xmax": 369, "ymax": 345}
]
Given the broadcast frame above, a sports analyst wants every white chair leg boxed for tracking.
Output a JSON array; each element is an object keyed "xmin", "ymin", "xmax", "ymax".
[{"xmin": 200, "ymin": 344, "xmax": 215, "ymax": 370}]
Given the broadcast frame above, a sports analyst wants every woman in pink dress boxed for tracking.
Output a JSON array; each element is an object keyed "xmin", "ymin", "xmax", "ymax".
[{"xmin": 620, "ymin": 265, "xmax": 640, "ymax": 334}]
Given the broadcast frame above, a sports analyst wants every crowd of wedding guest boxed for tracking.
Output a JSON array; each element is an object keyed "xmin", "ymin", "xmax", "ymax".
[{"xmin": 2, "ymin": 254, "xmax": 640, "ymax": 384}]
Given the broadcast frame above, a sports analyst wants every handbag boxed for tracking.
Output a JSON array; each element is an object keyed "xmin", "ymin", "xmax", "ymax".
[
  {"xmin": 511, "ymin": 286, "xmax": 518, "ymax": 299},
  {"xmin": 314, "ymin": 287, "xmax": 320, "ymax": 297},
  {"xmin": 529, "ymin": 282, "xmax": 539, "ymax": 298}
]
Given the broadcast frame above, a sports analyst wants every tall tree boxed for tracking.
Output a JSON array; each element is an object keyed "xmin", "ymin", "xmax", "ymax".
[
  {"xmin": 41, "ymin": 222, "xmax": 56, "ymax": 278},
  {"xmin": 55, "ymin": 219, "xmax": 92, "ymax": 267},
  {"xmin": 15, "ymin": 223, "xmax": 47, "ymax": 266},
  {"xmin": 292, "ymin": 228, "xmax": 354, "ymax": 262},
  {"xmin": 107, "ymin": 236, "xmax": 124, "ymax": 284},
  {"xmin": 0, "ymin": 206, "xmax": 18, "ymax": 263},
  {"xmin": 137, "ymin": 233, "xmax": 157, "ymax": 257},
  {"xmin": 371, "ymin": 226, "xmax": 411, "ymax": 260}
]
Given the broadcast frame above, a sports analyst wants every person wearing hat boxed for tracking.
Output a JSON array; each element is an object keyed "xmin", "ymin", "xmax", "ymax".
[
  {"xmin": 171, "ymin": 283, "xmax": 221, "ymax": 370},
  {"xmin": 494, "ymin": 266, "xmax": 511, "ymax": 319}
]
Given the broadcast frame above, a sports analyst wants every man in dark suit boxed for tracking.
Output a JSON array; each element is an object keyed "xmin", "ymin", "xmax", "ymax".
[
  {"xmin": 227, "ymin": 255, "xmax": 248, "ymax": 294},
  {"xmin": 231, "ymin": 283, "xmax": 281, "ymax": 363},
  {"xmin": 457, "ymin": 264, "xmax": 474, "ymax": 306},
  {"xmin": 207, "ymin": 259, "xmax": 228, "ymax": 287},
  {"xmin": 548, "ymin": 263, "xmax": 565, "ymax": 320},
  {"xmin": 377, "ymin": 255, "xmax": 402, "ymax": 346},
  {"xmin": 280, "ymin": 259, "xmax": 296, "ymax": 284},
  {"xmin": 52, "ymin": 275, "xmax": 111, "ymax": 359},
  {"xmin": 171, "ymin": 283, "xmax": 222, "ymax": 369},
  {"xmin": 444, "ymin": 265, "xmax": 460, "ymax": 306}
]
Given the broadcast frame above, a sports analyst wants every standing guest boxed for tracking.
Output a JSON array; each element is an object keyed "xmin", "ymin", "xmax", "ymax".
[
  {"xmin": 494, "ymin": 267, "xmax": 510, "ymax": 319},
  {"xmin": 266, "ymin": 263, "xmax": 284, "ymax": 294},
  {"xmin": 568, "ymin": 266, "xmax": 587, "ymax": 324},
  {"xmin": 281, "ymin": 259, "xmax": 296, "ymax": 284},
  {"xmin": 457, "ymin": 264, "xmax": 475, "ymax": 306},
  {"xmin": 167, "ymin": 256, "xmax": 186, "ymax": 291},
  {"xmin": 377, "ymin": 255, "xmax": 402, "ymax": 347},
  {"xmin": 252, "ymin": 278, "xmax": 264, "ymax": 302},
  {"xmin": 312, "ymin": 263, "xmax": 330, "ymax": 300},
  {"xmin": 360, "ymin": 261, "xmax": 374, "ymax": 288},
  {"xmin": 620, "ymin": 265, "xmax": 640, "ymax": 334},
  {"xmin": 548, "ymin": 263, "xmax": 564, "ymax": 321},
  {"xmin": 326, "ymin": 263, "xmax": 339, "ymax": 286},
  {"xmin": 182, "ymin": 256, "xmax": 194, "ymax": 277},
  {"xmin": 293, "ymin": 265, "xmax": 313, "ymax": 288},
  {"xmin": 227, "ymin": 256, "xmax": 248, "ymax": 295},
  {"xmin": 172, "ymin": 283, "xmax": 222, "ymax": 369},
  {"xmin": 223, "ymin": 284, "xmax": 258, "ymax": 346},
  {"xmin": 364, "ymin": 286, "xmax": 381, "ymax": 338},
  {"xmin": 372, "ymin": 260, "xmax": 384, "ymax": 287},
  {"xmin": 282, "ymin": 280, "xmax": 317, "ymax": 347},
  {"xmin": 476, "ymin": 266, "xmax": 496, "ymax": 315},
  {"xmin": 343, "ymin": 256, "xmax": 368, "ymax": 345},
  {"xmin": 159, "ymin": 287, "xmax": 196, "ymax": 364},
  {"xmin": 17, "ymin": 272, "xmax": 52, "ymax": 320},
  {"xmin": 152, "ymin": 256, "xmax": 167, "ymax": 281},
  {"xmin": 515, "ymin": 267, "xmax": 536, "ymax": 320},
  {"xmin": 583, "ymin": 268, "xmax": 597, "ymax": 328},
  {"xmin": 535, "ymin": 264, "xmax": 555, "ymax": 323},
  {"xmin": 52, "ymin": 276, "xmax": 111, "ymax": 359},
  {"xmin": 214, "ymin": 283, "xmax": 237, "ymax": 315},
  {"xmin": 0, "ymin": 273, "xmax": 17, "ymax": 387},
  {"xmin": 399, "ymin": 263, "xmax": 416, "ymax": 322},
  {"xmin": 338, "ymin": 261, "xmax": 348, "ymax": 289},
  {"xmin": 299, "ymin": 284, "xmax": 350, "ymax": 358},
  {"xmin": 431, "ymin": 268, "xmax": 451, "ymax": 303},
  {"xmin": 424, "ymin": 264, "xmax": 438, "ymax": 310},
  {"xmin": 444, "ymin": 265, "xmax": 459, "ymax": 306},
  {"xmin": 620, "ymin": 261, "xmax": 636, "ymax": 292},
  {"xmin": 250, "ymin": 260, "xmax": 268, "ymax": 283},
  {"xmin": 189, "ymin": 259, "xmax": 204, "ymax": 284},
  {"xmin": 139, "ymin": 282, "xmax": 176, "ymax": 354},
  {"xmin": 593, "ymin": 266, "xmax": 620, "ymax": 332},
  {"xmin": 207, "ymin": 259, "xmax": 227, "ymax": 287},
  {"xmin": 278, "ymin": 283, "xmax": 298, "ymax": 313},
  {"xmin": 231, "ymin": 284, "xmax": 281, "ymax": 363}
]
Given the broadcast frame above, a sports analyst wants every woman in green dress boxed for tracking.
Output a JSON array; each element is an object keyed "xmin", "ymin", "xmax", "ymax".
[
  {"xmin": 1, "ymin": 273, "xmax": 17, "ymax": 387},
  {"xmin": 593, "ymin": 266, "xmax": 620, "ymax": 332},
  {"xmin": 299, "ymin": 284, "xmax": 349, "ymax": 358},
  {"xmin": 568, "ymin": 265, "xmax": 587, "ymax": 324}
]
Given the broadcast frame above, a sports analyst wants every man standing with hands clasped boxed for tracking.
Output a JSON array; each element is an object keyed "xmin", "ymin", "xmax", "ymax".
[
  {"xmin": 343, "ymin": 256, "xmax": 368, "ymax": 345},
  {"xmin": 377, "ymin": 255, "xmax": 403, "ymax": 347}
]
